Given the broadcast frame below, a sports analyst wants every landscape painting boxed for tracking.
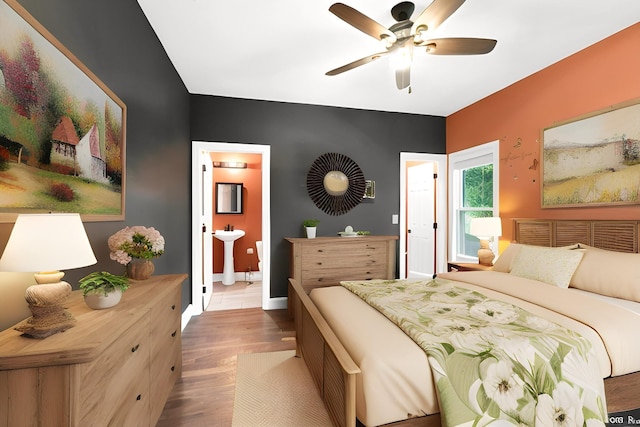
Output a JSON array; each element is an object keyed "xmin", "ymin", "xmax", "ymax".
[
  {"xmin": 542, "ymin": 99, "xmax": 640, "ymax": 208},
  {"xmin": 0, "ymin": 0, "xmax": 126, "ymax": 222}
]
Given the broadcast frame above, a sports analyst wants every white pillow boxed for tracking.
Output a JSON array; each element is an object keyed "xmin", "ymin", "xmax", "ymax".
[
  {"xmin": 493, "ymin": 243, "xmax": 578, "ymax": 273},
  {"xmin": 509, "ymin": 245, "xmax": 584, "ymax": 288}
]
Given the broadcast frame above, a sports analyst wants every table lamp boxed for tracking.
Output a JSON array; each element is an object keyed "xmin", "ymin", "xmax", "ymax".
[
  {"xmin": 0, "ymin": 213, "xmax": 97, "ymax": 338},
  {"xmin": 470, "ymin": 217, "xmax": 502, "ymax": 266}
]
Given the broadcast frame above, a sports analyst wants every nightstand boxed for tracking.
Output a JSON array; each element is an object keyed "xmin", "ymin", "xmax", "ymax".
[{"xmin": 447, "ymin": 262, "xmax": 493, "ymax": 272}]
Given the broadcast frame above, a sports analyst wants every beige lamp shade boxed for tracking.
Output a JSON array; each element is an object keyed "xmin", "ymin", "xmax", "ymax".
[
  {"xmin": 0, "ymin": 213, "xmax": 97, "ymax": 273},
  {"xmin": 470, "ymin": 217, "xmax": 502, "ymax": 239},
  {"xmin": 0, "ymin": 213, "xmax": 97, "ymax": 339}
]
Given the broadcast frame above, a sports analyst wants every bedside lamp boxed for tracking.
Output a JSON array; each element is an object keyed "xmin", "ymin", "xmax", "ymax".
[
  {"xmin": 470, "ymin": 217, "xmax": 502, "ymax": 266},
  {"xmin": 0, "ymin": 213, "xmax": 97, "ymax": 338}
]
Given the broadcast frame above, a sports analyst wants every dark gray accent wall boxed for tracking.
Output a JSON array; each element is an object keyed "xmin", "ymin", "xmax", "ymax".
[
  {"xmin": 1, "ymin": 1, "xmax": 193, "ymax": 308},
  {"xmin": 0, "ymin": 0, "xmax": 445, "ymax": 310},
  {"xmin": 190, "ymin": 95, "xmax": 446, "ymax": 297}
]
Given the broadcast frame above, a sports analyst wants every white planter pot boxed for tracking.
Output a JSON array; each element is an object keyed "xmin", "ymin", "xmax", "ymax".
[
  {"xmin": 305, "ymin": 226, "xmax": 317, "ymax": 239},
  {"xmin": 84, "ymin": 288, "xmax": 123, "ymax": 310}
]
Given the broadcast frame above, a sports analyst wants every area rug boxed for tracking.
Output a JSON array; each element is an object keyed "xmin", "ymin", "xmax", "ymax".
[{"xmin": 232, "ymin": 350, "xmax": 333, "ymax": 427}]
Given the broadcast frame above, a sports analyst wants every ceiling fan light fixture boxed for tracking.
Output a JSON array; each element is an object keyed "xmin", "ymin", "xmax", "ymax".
[
  {"xmin": 413, "ymin": 24, "xmax": 428, "ymax": 44},
  {"xmin": 379, "ymin": 33, "xmax": 395, "ymax": 49},
  {"xmin": 391, "ymin": 44, "xmax": 413, "ymax": 71}
]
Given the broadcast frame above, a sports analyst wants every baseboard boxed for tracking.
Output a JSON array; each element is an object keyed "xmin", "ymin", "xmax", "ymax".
[
  {"xmin": 264, "ymin": 296, "xmax": 287, "ymax": 310},
  {"xmin": 212, "ymin": 271, "xmax": 263, "ymax": 283},
  {"xmin": 181, "ymin": 303, "xmax": 195, "ymax": 331}
]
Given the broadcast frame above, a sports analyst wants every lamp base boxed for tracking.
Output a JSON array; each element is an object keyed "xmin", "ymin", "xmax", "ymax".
[
  {"xmin": 477, "ymin": 239, "xmax": 495, "ymax": 266},
  {"xmin": 14, "ymin": 281, "xmax": 76, "ymax": 339}
]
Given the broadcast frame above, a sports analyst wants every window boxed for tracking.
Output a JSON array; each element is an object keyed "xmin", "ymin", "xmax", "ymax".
[{"xmin": 448, "ymin": 141, "xmax": 499, "ymax": 262}]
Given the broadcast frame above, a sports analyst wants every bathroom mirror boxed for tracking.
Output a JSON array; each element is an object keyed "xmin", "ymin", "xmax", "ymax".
[{"xmin": 216, "ymin": 182, "xmax": 243, "ymax": 214}]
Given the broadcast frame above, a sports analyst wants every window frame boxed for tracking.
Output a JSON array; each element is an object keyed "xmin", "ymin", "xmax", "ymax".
[{"xmin": 448, "ymin": 141, "xmax": 500, "ymax": 263}]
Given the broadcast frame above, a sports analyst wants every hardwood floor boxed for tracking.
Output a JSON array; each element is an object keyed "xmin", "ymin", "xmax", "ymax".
[{"xmin": 157, "ymin": 308, "xmax": 296, "ymax": 427}]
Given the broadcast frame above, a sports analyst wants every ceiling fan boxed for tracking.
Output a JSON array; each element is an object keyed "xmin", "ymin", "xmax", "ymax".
[{"xmin": 326, "ymin": 0, "xmax": 497, "ymax": 92}]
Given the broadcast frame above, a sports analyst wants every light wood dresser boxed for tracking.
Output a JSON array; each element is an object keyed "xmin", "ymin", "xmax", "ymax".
[
  {"xmin": 285, "ymin": 236, "xmax": 398, "ymax": 294},
  {"xmin": 0, "ymin": 273, "xmax": 187, "ymax": 427}
]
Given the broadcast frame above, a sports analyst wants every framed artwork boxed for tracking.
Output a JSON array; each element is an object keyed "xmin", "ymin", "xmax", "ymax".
[
  {"xmin": 364, "ymin": 180, "xmax": 375, "ymax": 199},
  {"xmin": 541, "ymin": 98, "xmax": 640, "ymax": 208},
  {"xmin": 0, "ymin": 0, "xmax": 126, "ymax": 222}
]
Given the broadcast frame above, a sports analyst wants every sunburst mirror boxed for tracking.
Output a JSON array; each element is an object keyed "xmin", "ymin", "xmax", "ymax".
[{"xmin": 307, "ymin": 153, "xmax": 365, "ymax": 215}]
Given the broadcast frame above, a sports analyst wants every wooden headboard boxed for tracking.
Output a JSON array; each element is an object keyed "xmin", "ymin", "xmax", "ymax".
[{"xmin": 513, "ymin": 219, "xmax": 640, "ymax": 253}]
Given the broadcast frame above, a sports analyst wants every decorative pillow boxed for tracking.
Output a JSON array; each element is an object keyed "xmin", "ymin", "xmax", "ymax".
[
  {"xmin": 492, "ymin": 243, "xmax": 522, "ymax": 273},
  {"xmin": 509, "ymin": 245, "xmax": 584, "ymax": 288},
  {"xmin": 570, "ymin": 248, "xmax": 640, "ymax": 302},
  {"xmin": 492, "ymin": 243, "xmax": 579, "ymax": 273}
]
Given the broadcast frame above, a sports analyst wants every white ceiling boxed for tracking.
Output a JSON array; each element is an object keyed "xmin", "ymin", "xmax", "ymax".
[{"xmin": 137, "ymin": 0, "xmax": 640, "ymax": 117}]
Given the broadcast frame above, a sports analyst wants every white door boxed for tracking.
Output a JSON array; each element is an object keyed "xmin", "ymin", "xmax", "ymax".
[
  {"xmin": 407, "ymin": 162, "xmax": 435, "ymax": 278},
  {"xmin": 198, "ymin": 150, "xmax": 214, "ymax": 310},
  {"xmin": 399, "ymin": 153, "xmax": 446, "ymax": 279}
]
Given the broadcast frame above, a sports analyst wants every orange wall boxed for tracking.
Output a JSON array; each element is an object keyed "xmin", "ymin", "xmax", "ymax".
[
  {"xmin": 447, "ymin": 23, "xmax": 640, "ymax": 246},
  {"xmin": 211, "ymin": 152, "xmax": 263, "ymax": 274}
]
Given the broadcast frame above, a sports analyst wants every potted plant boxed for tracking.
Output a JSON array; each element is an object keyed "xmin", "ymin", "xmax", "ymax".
[
  {"xmin": 79, "ymin": 271, "xmax": 130, "ymax": 310},
  {"xmin": 108, "ymin": 225, "xmax": 165, "ymax": 280},
  {"xmin": 303, "ymin": 219, "xmax": 320, "ymax": 239}
]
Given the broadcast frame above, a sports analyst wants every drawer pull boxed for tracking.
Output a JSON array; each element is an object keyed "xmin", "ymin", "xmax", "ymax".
[
  {"xmin": 171, "ymin": 304, "xmax": 176, "ymax": 310},
  {"xmin": 171, "ymin": 330, "xmax": 177, "ymax": 337},
  {"xmin": 136, "ymin": 394, "xmax": 142, "ymax": 401},
  {"xmin": 171, "ymin": 365, "xmax": 175, "ymax": 372},
  {"xmin": 131, "ymin": 344, "xmax": 140, "ymax": 353}
]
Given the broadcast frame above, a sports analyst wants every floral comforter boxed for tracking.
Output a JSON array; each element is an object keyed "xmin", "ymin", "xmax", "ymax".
[{"xmin": 340, "ymin": 278, "xmax": 607, "ymax": 427}]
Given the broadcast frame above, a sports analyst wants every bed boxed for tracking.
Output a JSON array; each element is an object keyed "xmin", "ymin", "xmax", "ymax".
[{"xmin": 288, "ymin": 219, "xmax": 640, "ymax": 427}]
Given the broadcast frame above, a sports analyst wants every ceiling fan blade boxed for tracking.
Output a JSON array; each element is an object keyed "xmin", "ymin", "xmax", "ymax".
[
  {"xmin": 411, "ymin": 0, "xmax": 465, "ymax": 40},
  {"xmin": 423, "ymin": 38, "xmax": 497, "ymax": 55},
  {"xmin": 326, "ymin": 52, "xmax": 389, "ymax": 76},
  {"xmin": 329, "ymin": 3, "xmax": 396, "ymax": 42}
]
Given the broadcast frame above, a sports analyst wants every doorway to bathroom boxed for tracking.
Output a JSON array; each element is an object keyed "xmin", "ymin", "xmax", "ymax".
[{"xmin": 191, "ymin": 142, "xmax": 271, "ymax": 316}]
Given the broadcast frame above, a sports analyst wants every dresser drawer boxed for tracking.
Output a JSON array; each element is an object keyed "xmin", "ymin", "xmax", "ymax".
[
  {"xmin": 301, "ymin": 265, "xmax": 388, "ymax": 291},
  {"xmin": 77, "ymin": 317, "xmax": 151, "ymax": 426},
  {"xmin": 150, "ymin": 331, "xmax": 182, "ymax": 421},
  {"xmin": 149, "ymin": 315, "xmax": 181, "ymax": 421},
  {"xmin": 301, "ymin": 240, "xmax": 389, "ymax": 262},
  {"xmin": 149, "ymin": 285, "xmax": 180, "ymax": 354},
  {"xmin": 301, "ymin": 253, "xmax": 386, "ymax": 273},
  {"xmin": 108, "ymin": 378, "xmax": 150, "ymax": 427},
  {"xmin": 148, "ymin": 286, "xmax": 181, "ymax": 422}
]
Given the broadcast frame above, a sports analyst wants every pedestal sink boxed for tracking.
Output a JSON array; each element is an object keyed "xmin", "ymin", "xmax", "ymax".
[{"xmin": 214, "ymin": 230, "xmax": 245, "ymax": 285}]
